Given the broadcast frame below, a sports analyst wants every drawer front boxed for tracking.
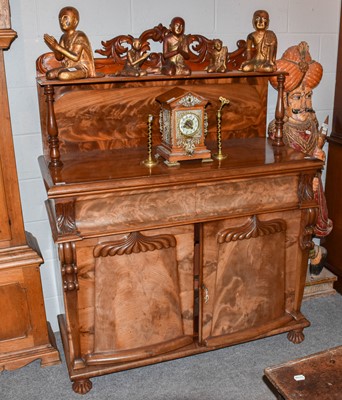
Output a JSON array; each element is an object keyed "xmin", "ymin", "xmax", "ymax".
[{"xmin": 74, "ymin": 174, "xmax": 299, "ymax": 236}]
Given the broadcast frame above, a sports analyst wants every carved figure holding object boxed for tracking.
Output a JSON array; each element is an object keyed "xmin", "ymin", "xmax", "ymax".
[
  {"xmin": 241, "ymin": 10, "xmax": 277, "ymax": 73},
  {"xmin": 268, "ymin": 41, "xmax": 332, "ymax": 275},
  {"xmin": 206, "ymin": 39, "xmax": 228, "ymax": 73},
  {"xmin": 161, "ymin": 17, "xmax": 191, "ymax": 76},
  {"xmin": 120, "ymin": 38, "xmax": 149, "ymax": 77},
  {"xmin": 44, "ymin": 6, "xmax": 96, "ymax": 80}
]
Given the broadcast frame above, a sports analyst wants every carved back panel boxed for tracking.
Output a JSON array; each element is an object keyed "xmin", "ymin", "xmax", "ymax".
[{"xmin": 36, "ymin": 75, "xmax": 269, "ymax": 158}]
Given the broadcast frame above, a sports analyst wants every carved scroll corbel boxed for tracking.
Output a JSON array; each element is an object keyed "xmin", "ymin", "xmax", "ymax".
[
  {"xmin": 298, "ymin": 173, "xmax": 315, "ymax": 203},
  {"xmin": 299, "ymin": 207, "xmax": 317, "ymax": 251},
  {"xmin": 59, "ymin": 242, "xmax": 78, "ymax": 291},
  {"xmin": 298, "ymin": 173, "xmax": 318, "ymax": 251}
]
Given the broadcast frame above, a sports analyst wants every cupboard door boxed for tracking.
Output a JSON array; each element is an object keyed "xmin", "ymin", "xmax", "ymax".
[
  {"xmin": 74, "ymin": 225, "xmax": 194, "ymax": 366},
  {"xmin": 201, "ymin": 214, "xmax": 290, "ymax": 347}
]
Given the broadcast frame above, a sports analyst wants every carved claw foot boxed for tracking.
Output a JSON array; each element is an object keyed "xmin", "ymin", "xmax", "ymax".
[
  {"xmin": 287, "ymin": 329, "xmax": 305, "ymax": 344},
  {"xmin": 72, "ymin": 378, "xmax": 93, "ymax": 394}
]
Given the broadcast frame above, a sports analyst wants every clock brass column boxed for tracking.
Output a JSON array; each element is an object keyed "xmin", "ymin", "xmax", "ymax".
[{"xmin": 0, "ymin": 0, "xmax": 60, "ymax": 370}]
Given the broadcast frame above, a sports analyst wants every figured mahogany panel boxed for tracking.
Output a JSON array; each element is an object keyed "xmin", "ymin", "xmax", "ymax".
[
  {"xmin": 201, "ymin": 215, "xmax": 286, "ymax": 344},
  {"xmin": 74, "ymin": 174, "xmax": 299, "ymax": 237},
  {"xmin": 195, "ymin": 174, "xmax": 299, "ymax": 219},
  {"xmin": 73, "ymin": 225, "xmax": 194, "ymax": 364},
  {"xmin": 75, "ymin": 185, "xmax": 196, "ymax": 235},
  {"xmin": 201, "ymin": 209, "xmax": 306, "ymax": 347},
  {"xmin": 37, "ymin": 76, "xmax": 268, "ymax": 157}
]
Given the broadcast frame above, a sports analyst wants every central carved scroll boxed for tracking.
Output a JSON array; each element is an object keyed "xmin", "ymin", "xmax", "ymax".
[
  {"xmin": 217, "ymin": 214, "xmax": 287, "ymax": 244},
  {"xmin": 93, "ymin": 231, "xmax": 177, "ymax": 257}
]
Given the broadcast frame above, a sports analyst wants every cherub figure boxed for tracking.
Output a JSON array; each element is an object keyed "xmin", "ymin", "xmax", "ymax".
[
  {"xmin": 161, "ymin": 17, "xmax": 191, "ymax": 76},
  {"xmin": 268, "ymin": 42, "xmax": 333, "ymax": 275},
  {"xmin": 120, "ymin": 38, "xmax": 149, "ymax": 77},
  {"xmin": 241, "ymin": 10, "xmax": 277, "ymax": 73},
  {"xmin": 44, "ymin": 6, "xmax": 96, "ymax": 80},
  {"xmin": 206, "ymin": 39, "xmax": 228, "ymax": 73}
]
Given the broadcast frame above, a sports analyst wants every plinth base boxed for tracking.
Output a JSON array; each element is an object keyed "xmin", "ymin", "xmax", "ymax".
[{"xmin": 304, "ymin": 267, "xmax": 337, "ymax": 300}]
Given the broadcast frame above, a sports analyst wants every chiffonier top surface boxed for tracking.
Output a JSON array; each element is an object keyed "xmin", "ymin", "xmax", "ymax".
[{"xmin": 39, "ymin": 137, "xmax": 323, "ymax": 199}]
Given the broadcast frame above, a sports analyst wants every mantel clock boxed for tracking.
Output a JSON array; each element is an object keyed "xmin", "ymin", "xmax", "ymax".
[{"xmin": 156, "ymin": 87, "xmax": 212, "ymax": 165}]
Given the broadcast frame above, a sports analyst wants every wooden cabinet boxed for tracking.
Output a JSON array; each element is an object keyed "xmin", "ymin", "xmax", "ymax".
[
  {"xmin": 36, "ymin": 36, "xmax": 322, "ymax": 393},
  {"xmin": 0, "ymin": 0, "xmax": 60, "ymax": 370},
  {"xmin": 324, "ymin": 6, "xmax": 342, "ymax": 291}
]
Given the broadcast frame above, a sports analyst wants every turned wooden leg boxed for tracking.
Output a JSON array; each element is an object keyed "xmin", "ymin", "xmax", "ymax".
[
  {"xmin": 287, "ymin": 328, "xmax": 305, "ymax": 344},
  {"xmin": 72, "ymin": 378, "xmax": 93, "ymax": 395}
]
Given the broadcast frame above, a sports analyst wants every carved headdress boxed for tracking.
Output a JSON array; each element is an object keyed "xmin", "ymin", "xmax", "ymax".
[{"xmin": 269, "ymin": 41, "xmax": 323, "ymax": 92}]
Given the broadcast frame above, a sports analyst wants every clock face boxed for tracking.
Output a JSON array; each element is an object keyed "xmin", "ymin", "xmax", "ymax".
[{"xmin": 179, "ymin": 113, "xmax": 200, "ymax": 137}]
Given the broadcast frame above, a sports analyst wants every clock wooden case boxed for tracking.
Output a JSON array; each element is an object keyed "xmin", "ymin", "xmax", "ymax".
[
  {"xmin": 0, "ymin": 0, "xmax": 60, "ymax": 371},
  {"xmin": 35, "ymin": 21, "xmax": 322, "ymax": 394},
  {"xmin": 156, "ymin": 87, "xmax": 212, "ymax": 165}
]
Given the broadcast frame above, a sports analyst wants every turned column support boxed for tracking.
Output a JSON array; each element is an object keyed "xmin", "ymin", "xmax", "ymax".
[
  {"xmin": 44, "ymin": 85, "xmax": 62, "ymax": 168},
  {"xmin": 59, "ymin": 242, "xmax": 78, "ymax": 292},
  {"xmin": 273, "ymin": 73, "xmax": 285, "ymax": 147}
]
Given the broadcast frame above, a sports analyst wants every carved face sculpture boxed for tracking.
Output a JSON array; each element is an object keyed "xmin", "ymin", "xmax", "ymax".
[
  {"xmin": 59, "ymin": 7, "xmax": 79, "ymax": 32},
  {"xmin": 214, "ymin": 39, "xmax": 223, "ymax": 51},
  {"xmin": 132, "ymin": 38, "xmax": 142, "ymax": 51},
  {"xmin": 170, "ymin": 17, "xmax": 185, "ymax": 36},
  {"xmin": 286, "ymin": 85, "xmax": 314, "ymax": 124},
  {"xmin": 253, "ymin": 10, "xmax": 269, "ymax": 31}
]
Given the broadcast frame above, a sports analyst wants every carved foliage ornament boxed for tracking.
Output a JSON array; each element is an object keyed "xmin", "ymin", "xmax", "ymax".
[
  {"xmin": 94, "ymin": 231, "xmax": 176, "ymax": 258},
  {"xmin": 55, "ymin": 201, "xmax": 77, "ymax": 235},
  {"xmin": 217, "ymin": 215, "xmax": 286, "ymax": 244},
  {"xmin": 94, "ymin": 22, "xmax": 248, "ymax": 72}
]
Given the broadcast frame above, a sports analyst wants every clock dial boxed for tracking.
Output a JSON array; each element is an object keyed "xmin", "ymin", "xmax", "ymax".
[{"xmin": 179, "ymin": 113, "xmax": 200, "ymax": 137}]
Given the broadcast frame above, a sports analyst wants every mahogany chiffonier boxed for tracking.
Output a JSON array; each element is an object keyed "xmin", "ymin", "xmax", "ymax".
[{"xmin": 35, "ymin": 29, "xmax": 323, "ymax": 393}]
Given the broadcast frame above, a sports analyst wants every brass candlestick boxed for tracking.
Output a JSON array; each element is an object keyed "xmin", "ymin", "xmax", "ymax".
[
  {"xmin": 213, "ymin": 96, "xmax": 230, "ymax": 160},
  {"xmin": 142, "ymin": 114, "xmax": 158, "ymax": 167}
]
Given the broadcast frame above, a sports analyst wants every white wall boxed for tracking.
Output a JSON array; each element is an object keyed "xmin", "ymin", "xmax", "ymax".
[{"xmin": 3, "ymin": 0, "xmax": 341, "ymax": 332}]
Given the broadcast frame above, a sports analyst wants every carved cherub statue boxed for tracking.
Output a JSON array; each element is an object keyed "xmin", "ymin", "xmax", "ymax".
[
  {"xmin": 44, "ymin": 6, "xmax": 96, "ymax": 80},
  {"xmin": 241, "ymin": 10, "xmax": 277, "ymax": 73},
  {"xmin": 268, "ymin": 41, "xmax": 333, "ymax": 275},
  {"xmin": 161, "ymin": 16, "xmax": 191, "ymax": 76},
  {"xmin": 206, "ymin": 39, "xmax": 228, "ymax": 73},
  {"xmin": 120, "ymin": 38, "xmax": 149, "ymax": 77}
]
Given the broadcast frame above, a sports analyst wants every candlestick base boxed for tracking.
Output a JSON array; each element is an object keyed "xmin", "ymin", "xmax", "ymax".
[
  {"xmin": 142, "ymin": 158, "xmax": 158, "ymax": 167},
  {"xmin": 213, "ymin": 152, "xmax": 227, "ymax": 160}
]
